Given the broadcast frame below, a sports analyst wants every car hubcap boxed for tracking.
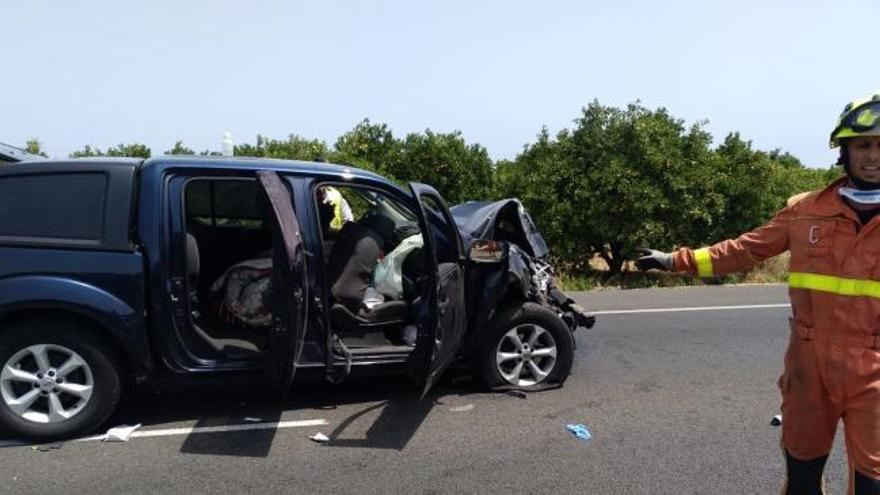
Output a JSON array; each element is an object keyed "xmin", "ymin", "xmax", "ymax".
[
  {"xmin": 495, "ymin": 324, "xmax": 557, "ymax": 387},
  {"xmin": 0, "ymin": 344, "xmax": 93, "ymax": 424}
]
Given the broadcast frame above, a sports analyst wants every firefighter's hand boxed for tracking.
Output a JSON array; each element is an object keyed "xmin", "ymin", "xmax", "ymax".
[{"xmin": 635, "ymin": 248, "xmax": 673, "ymax": 271}]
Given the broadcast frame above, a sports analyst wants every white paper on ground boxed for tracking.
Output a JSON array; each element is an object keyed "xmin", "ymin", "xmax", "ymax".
[
  {"xmin": 103, "ymin": 424, "xmax": 142, "ymax": 442},
  {"xmin": 309, "ymin": 432, "xmax": 330, "ymax": 443},
  {"xmin": 243, "ymin": 417, "xmax": 262, "ymax": 423},
  {"xmin": 449, "ymin": 404, "xmax": 475, "ymax": 412}
]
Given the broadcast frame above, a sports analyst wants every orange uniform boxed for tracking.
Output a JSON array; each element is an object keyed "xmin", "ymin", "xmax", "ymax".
[{"xmin": 673, "ymin": 177, "xmax": 880, "ymax": 491}]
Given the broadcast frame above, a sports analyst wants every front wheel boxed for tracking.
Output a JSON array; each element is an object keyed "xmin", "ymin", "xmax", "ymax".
[
  {"xmin": 0, "ymin": 319, "xmax": 122, "ymax": 441},
  {"xmin": 477, "ymin": 302, "xmax": 575, "ymax": 391}
]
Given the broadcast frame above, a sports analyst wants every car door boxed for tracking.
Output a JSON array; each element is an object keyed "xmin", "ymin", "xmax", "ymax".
[
  {"xmin": 409, "ymin": 183, "xmax": 468, "ymax": 397},
  {"xmin": 256, "ymin": 171, "xmax": 308, "ymax": 395}
]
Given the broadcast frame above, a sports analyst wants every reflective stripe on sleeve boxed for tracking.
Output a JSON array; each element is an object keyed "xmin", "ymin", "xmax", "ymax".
[
  {"xmin": 789, "ymin": 272, "xmax": 880, "ymax": 299},
  {"xmin": 694, "ymin": 248, "xmax": 714, "ymax": 278}
]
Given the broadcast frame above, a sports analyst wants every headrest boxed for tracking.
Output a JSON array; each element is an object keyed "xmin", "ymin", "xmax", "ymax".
[{"xmin": 359, "ymin": 214, "xmax": 395, "ymax": 242}]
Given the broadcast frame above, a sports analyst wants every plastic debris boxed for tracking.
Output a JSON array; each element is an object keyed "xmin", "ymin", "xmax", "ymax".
[
  {"xmin": 31, "ymin": 442, "xmax": 62, "ymax": 452},
  {"xmin": 566, "ymin": 424, "xmax": 592, "ymax": 442},
  {"xmin": 771, "ymin": 414, "xmax": 783, "ymax": 426},
  {"xmin": 449, "ymin": 404, "xmax": 475, "ymax": 412},
  {"xmin": 243, "ymin": 417, "xmax": 262, "ymax": 423},
  {"xmin": 103, "ymin": 423, "xmax": 142, "ymax": 442},
  {"xmin": 309, "ymin": 432, "xmax": 330, "ymax": 443},
  {"xmin": 506, "ymin": 390, "xmax": 528, "ymax": 399}
]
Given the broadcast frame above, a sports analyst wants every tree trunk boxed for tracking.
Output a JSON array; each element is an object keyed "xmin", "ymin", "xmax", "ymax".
[{"xmin": 602, "ymin": 243, "xmax": 625, "ymax": 274}]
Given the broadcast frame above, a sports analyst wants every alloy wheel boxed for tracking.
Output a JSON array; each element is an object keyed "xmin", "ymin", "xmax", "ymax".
[
  {"xmin": 495, "ymin": 324, "xmax": 557, "ymax": 387},
  {"xmin": 0, "ymin": 344, "xmax": 94, "ymax": 424}
]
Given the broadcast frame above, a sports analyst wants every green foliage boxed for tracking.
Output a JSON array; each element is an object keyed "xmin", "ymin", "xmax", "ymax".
[
  {"xmin": 498, "ymin": 102, "xmax": 723, "ymax": 272},
  {"xmin": 69, "ymin": 145, "xmax": 103, "ymax": 158},
  {"xmin": 330, "ymin": 120, "xmax": 493, "ymax": 203},
  {"xmin": 389, "ymin": 130, "xmax": 493, "ymax": 204},
  {"xmin": 235, "ymin": 134, "xmax": 330, "ymax": 161},
  {"xmin": 105, "ymin": 143, "xmax": 151, "ymax": 158},
  {"xmin": 498, "ymin": 100, "xmax": 838, "ymax": 274},
  {"xmin": 70, "ymin": 143, "xmax": 151, "ymax": 159},
  {"xmin": 25, "ymin": 138, "xmax": 48, "ymax": 157},
  {"xmin": 165, "ymin": 141, "xmax": 195, "ymax": 155},
  {"xmin": 709, "ymin": 134, "xmax": 831, "ymax": 241},
  {"xmin": 333, "ymin": 119, "xmax": 400, "ymax": 174}
]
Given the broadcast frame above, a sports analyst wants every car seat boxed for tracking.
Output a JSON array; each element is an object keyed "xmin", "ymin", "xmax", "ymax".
[
  {"xmin": 326, "ymin": 219, "xmax": 408, "ymax": 341},
  {"xmin": 185, "ymin": 232, "xmax": 261, "ymax": 357}
]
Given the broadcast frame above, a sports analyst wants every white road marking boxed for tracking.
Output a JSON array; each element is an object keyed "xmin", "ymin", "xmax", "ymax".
[
  {"xmin": 0, "ymin": 419, "xmax": 329, "ymax": 447},
  {"xmin": 75, "ymin": 418, "xmax": 329, "ymax": 442},
  {"xmin": 591, "ymin": 303, "xmax": 791, "ymax": 315}
]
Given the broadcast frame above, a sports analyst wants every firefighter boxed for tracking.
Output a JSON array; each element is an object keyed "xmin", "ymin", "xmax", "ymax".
[
  {"xmin": 317, "ymin": 185, "xmax": 354, "ymax": 232},
  {"xmin": 637, "ymin": 92, "xmax": 880, "ymax": 494}
]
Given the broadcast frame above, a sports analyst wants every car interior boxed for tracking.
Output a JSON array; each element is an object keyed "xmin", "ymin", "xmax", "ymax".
[
  {"xmin": 182, "ymin": 178, "xmax": 275, "ymax": 360},
  {"xmin": 316, "ymin": 184, "xmax": 425, "ymax": 355},
  {"xmin": 179, "ymin": 177, "xmax": 427, "ymax": 362}
]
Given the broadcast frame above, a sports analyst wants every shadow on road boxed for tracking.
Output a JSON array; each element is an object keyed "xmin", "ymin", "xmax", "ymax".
[
  {"xmin": 178, "ymin": 408, "xmax": 284, "ymax": 457},
  {"xmin": 93, "ymin": 374, "xmax": 480, "ymax": 458},
  {"xmin": 322, "ymin": 396, "xmax": 436, "ymax": 450}
]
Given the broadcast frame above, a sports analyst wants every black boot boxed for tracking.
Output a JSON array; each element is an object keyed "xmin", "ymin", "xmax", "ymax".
[
  {"xmin": 784, "ymin": 450, "xmax": 827, "ymax": 495},
  {"xmin": 855, "ymin": 470, "xmax": 880, "ymax": 495}
]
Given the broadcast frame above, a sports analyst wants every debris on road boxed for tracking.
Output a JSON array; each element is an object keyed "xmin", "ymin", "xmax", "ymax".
[
  {"xmin": 566, "ymin": 424, "xmax": 592, "ymax": 442},
  {"xmin": 31, "ymin": 442, "xmax": 62, "ymax": 452},
  {"xmin": 770, "ymin": 414, "xmax": 783, "ymax": 426},
  {"xmin": 309, "ymin": 432, "xmax": 330, "ymax": 443},
  {"xmin": 449, "ymin": 404, "xmax": 475, "ymax": 412},
  {"xmin": 506, "ymin": 390, "xmax": 528, "ymax": 399},
  {"xmin": 102, "ymin": 424, "xmax": 142, "ymax": 442},
  {"xmin": 243, "ymin": 417, "xmax": 262, "ymax": 423}
]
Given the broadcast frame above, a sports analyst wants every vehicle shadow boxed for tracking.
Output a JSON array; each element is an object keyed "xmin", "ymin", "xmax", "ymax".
[
  {"xmin": 318, "ymin": 395, "xmax": 436, "ymax": 451},
  {"xmin": 96, "ymin": 374, "xmax": 481, "ymax": 458}
]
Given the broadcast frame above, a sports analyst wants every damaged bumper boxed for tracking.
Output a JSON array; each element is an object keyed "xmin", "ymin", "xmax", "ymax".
[{"xmin": 548, "ymin": 286, "xmax": 596, "ymax": 331}]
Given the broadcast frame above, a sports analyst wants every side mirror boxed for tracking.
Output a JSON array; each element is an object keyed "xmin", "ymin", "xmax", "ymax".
[{"xmin": 469, "ymin": 239, "xmax": 508, "ymax": 263}]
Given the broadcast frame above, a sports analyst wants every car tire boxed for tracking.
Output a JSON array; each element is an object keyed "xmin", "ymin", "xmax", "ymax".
[
  {"xmin": 0, "ymin": 318, "xmax": 122, "ymax": 441},
  {"xmin": 477, "ymin": 302, "xmax": 574, "ymax": 391}
]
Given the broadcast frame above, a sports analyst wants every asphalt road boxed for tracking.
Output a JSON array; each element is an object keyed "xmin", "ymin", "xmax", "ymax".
[{"xmin": 0, "ymin": 284, "xmax": 853, "ymax": 494}]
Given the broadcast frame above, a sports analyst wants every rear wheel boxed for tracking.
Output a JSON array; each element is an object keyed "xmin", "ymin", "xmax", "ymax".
[
  {"xmin": 0, "ymin": 319, "xmax": 122, "ymax": 441},
  {"xmin": 477, "ymin": 302, "xmax": 574, "ymax": 391}
]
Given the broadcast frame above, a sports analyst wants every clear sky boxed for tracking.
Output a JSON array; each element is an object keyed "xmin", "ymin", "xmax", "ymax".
[{"xmin": 3, "ymin": 0, "xmax": 878, "ymax": 167}]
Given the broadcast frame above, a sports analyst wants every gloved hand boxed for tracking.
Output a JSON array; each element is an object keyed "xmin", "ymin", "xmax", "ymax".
[{"xmin": 635, "ymin": 248, "xmax": 673, "ymax": 271}]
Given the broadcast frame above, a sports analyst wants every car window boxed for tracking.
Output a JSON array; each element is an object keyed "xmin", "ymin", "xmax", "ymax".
[
  {"xmin": 186, "ymin": 179, "xmax": 265, "ymax": 229},
  {"xmin": 315, "ymin": 184, "xmax": 418, "ymax": 237},
  {"xmin": 0, "ymin": 172, "xmax": 106, "ymax": 240}
]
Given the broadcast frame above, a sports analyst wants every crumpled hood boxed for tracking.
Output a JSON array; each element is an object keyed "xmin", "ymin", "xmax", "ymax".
[{"xmin": 450, "ymin": 198, "xmax": 549, "ymax": 259}]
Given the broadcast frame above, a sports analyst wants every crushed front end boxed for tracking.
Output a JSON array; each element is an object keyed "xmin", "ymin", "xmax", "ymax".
[{"xmin": 450, "ymin": 199, "xmax": 596, "ymax": 337}]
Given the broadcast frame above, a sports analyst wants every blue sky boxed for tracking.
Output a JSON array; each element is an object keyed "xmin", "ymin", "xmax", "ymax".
[{"xmin": 3, "ymin": 0, "xmax": 878, "ymax": 167}]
